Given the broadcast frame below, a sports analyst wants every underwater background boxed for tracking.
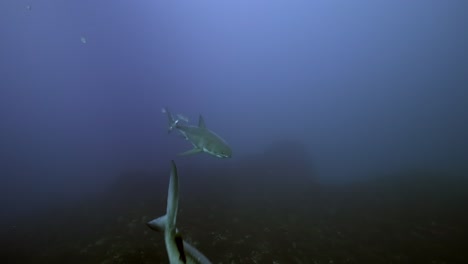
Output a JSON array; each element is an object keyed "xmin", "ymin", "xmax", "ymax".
[{"xmin": 1, "ymin": 1, "xmax": 467, "ymax": 263}]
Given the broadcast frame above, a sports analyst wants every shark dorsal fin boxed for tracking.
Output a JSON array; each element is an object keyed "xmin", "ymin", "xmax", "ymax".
[{"xmin": 198, "ymin": 115, "xmax": 206, "ymax": 128}]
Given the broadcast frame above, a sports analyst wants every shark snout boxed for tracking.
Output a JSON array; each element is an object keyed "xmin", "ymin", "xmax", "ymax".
[{"xmin": 218, "ymin": 152, "xmax": 232, "ymax": 158}]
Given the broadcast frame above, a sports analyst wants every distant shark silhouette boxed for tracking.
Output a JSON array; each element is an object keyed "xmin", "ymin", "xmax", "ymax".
[
  {"xmin": 147, "ymin": 161, "xmax": 212, "ymax": 264},
  {"xmin": 162, "ymin": 107, "xmax": 232, "ymax": 158}
]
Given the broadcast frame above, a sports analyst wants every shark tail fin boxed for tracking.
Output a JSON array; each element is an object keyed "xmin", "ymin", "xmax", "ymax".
[
  {"xmin": 147, "ymin": 160, "xmax": 179, "ymax": 232},
  {"xmin": 162, "ymin": 107, "xmax": 179, "ymax": 133},
  {"xmin": 165, "ymin": 160, "xmax": 179, "ymax": 229},
  {"xmin": 147, "ymin": 215, "xmax": 167, "ymax": 232},
  {"xmin": 146, "ymin": 160, "xmax": 213, "ymax": 264}
]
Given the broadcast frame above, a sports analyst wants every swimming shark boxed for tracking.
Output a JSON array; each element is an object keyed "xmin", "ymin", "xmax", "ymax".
[
  {"xmin": 147, "ymin": 160, "xmax": 212, "ymax": 264},
  {"xmin": 176, "ymin": 114, "xmax": 189, "ymax": 123},
  {"xmin": 162, "ymin": 107, "xmax": 232, "ymax": 158}
]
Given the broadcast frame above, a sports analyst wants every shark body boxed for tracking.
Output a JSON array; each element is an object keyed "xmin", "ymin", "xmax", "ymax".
[
  {"xmin": 162, "ymin": 107, "xmax": 232, "ymax": 158},
  {"xmin": 147, "ymin": 161, "xmax": 212, "ymax": 264}
]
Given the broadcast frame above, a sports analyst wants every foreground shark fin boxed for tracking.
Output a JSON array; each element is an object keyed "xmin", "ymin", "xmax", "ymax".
[
  {"xmin": 166, "ymin": 160, "xmax": 179, "ymax": 229},
  {"xmin": 146, "ymin": 161, "xmax": 179, "ymax": 232},
  {"xmin": 147, "ymin": 215, "xmax": 182, "ymax": 234},
  {"xmin": 163, "ymin": 107, "xmax": 179, "ymax": 133},
  {"xmin": 147, "ymin": 215, "xmax": 167, "ymax": 232},
  {"xmin": 146, "ymin": 161, "xmax": 214, "ymax": 264},
  {"xmin": 179, "ymin": 148, "xmax": 202, "ymax": 156},
  {"xmin": 175, "ymin": 233, "xmax": 187, "ymax": 263},
  {"xmin": 182, "ymin": 241, "xmax": 212, "ymax": 264},
  {"xmin": 198, "ymin": 115, "xmax": 206, "ymax": 128}
]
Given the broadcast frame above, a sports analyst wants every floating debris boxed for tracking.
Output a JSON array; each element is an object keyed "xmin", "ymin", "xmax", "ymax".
[{"xmin": 80, "ymin": 36, "xmax": 87, "ymax": 44}]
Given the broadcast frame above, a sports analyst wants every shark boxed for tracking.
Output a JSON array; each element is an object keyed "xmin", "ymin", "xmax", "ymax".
[
  {"xmin": 147, "ymin": 160, "xmax": 212, "ymax": 264},
  {"xmin": 162, "ymin": 107, "xmax": 232, "ymax": 158},
  {"xmin": 176, "ymin": 114, "xmax": 189, "ymax": 123}
]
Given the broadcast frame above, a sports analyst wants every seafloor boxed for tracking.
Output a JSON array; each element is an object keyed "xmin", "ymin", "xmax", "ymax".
[{"xmin": 3, "ymin": 143, "xmax": 467, "ymax": 263}]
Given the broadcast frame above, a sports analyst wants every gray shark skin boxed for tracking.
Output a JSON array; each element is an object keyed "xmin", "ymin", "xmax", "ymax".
[
  {"xmin": 162, "ymin": 107, "xmax": 232, "ymax": 158},
  {"xmin": 147, "ymin": 161, "xmax": 212, "ymax": 264}
]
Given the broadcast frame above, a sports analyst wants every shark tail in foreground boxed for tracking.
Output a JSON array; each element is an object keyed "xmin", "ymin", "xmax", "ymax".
[
  {"xmin": 162, "ymin": 107, "xmax": 179, "ymax": 133},
  {"xmin": 147, "ymin": 160, "xmax": 212, "ymax": 264}
]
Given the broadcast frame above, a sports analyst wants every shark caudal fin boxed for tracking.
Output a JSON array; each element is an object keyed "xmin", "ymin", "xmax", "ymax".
[
  {"xmin": 146, "ymin": 160, "xmax": 213, "ymax": 264},
  {"xmin": 165, "ymin": 160, "xmax": 179, "ymax": 230},
  {"xmin": 162, "ymin": 107, "xmax": 179, "ymax": 133},
  {"xmin": 147, "ymin": 160, "xmax": 179, "ymax": 232}
]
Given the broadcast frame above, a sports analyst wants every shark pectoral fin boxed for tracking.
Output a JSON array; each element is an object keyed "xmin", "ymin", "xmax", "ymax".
[{"xmin": 179, "ymin": 148, "xmax": 202, "ymax": 156}]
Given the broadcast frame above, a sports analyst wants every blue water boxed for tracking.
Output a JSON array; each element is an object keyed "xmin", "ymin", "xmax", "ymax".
[{"xmin": 1, "ymin": 1, "xmax": 467, "ymax": 263}]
